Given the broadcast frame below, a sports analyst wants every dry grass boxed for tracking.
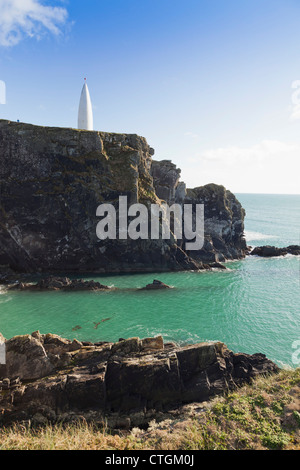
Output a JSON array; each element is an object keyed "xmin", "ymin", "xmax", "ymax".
[{"xmin": 0, "ymin": 369, "xmax": 299, "ymax": 450}]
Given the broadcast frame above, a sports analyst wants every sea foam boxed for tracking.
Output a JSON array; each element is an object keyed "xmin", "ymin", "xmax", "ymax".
[{"xmin": 245, "ymin": 230, "xmax": 278, "ymax": 242}]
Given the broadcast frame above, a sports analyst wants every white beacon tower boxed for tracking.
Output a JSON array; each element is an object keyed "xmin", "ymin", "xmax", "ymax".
[{"xmin": 78, "ymin": 78, "xmax": 93, "ymax": 131}]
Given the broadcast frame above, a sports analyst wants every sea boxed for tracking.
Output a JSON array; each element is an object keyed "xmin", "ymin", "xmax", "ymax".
[{"xmin": 0, "ymin": 193, "xmax": 299, "ymax": 368}]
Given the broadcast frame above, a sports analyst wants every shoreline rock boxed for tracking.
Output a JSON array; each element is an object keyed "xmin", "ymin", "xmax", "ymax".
[
  {"xmin": 0, "ymin": 332, "xmax": 279, "ymax": 428},
  {"xmin": 7, "ymin": 276, "xmax": 112, "ymax": 291},
  {"xmin": 0, "ymin": 261, "xmax": 228, "ymax": 288},
  {"xmin": 250, "ymin": 245, "xmax": 300, "ymax": 258}
]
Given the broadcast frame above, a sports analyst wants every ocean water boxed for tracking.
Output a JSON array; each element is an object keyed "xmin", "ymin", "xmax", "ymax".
[{"xmin": 0, "ymin": 194, "xmax": 299, "ymax": 368}]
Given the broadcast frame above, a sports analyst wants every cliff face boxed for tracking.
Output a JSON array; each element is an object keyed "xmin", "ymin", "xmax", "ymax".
[
  {"xmin": 184, "ymin": 185, "xmax": 247, "ymax": 262},
  {"xmin": 0, "ymin": 120, "xmax": 247, "ymax": 274},
  {"xmin": 151, "ymin": 160, "xmax": 247, "ymax": 263}
]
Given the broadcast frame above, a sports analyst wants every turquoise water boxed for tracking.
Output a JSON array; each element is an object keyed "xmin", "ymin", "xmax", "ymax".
[{"xmin": 0, "ymin": 194, "xmax": 299, "ymax": 368}]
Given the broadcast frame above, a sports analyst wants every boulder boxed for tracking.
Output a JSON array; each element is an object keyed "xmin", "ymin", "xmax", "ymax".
[
  {"xmin": 111, "ymin": 337, "xmax": 141, "ymax": 355},
  {"xmin": 42, "ymin": 334, "xmax": 82, "ymax": 355},
  {"xmin": 141, "ymin": 336, "xmax": 164, "ymax": 351},
  {"xmin": 3, "ymin": 335, "xmax": 54, "ymax": 381}
]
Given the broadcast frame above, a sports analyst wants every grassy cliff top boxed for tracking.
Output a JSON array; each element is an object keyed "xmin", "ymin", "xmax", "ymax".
[
  {"xmin": 0, "ymin": 119, "xmax": 144, "ymax": 139},
  {"xmin": 0, "ymin": 368, "xmax": 299, "ymax": 450}
]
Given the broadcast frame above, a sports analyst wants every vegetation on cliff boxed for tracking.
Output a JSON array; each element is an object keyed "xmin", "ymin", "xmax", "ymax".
[{"xmin": 0, "ymin": 369, "xmax": 299, "ymax": 450}]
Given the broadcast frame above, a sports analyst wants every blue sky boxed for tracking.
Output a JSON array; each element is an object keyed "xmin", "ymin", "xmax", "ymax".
[{"xmin": 0, "ymin": 0, "xmax": 300, "ymax": 193}]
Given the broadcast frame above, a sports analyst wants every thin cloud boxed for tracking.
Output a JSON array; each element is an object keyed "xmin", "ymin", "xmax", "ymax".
[
  {"xmin": 0, "ymin": 0, "xmax": 68, "ymax": 46},
  {"xmin": 200, "ymin": 140, "xmax": 300, "ymax": 165},
  {"xmin": 184, "ymin": 131, "xmax": 199, "ymax": 140},
  {"xmin": 181, "ymin": 139, "xmax": 300, "ymax": 193}
]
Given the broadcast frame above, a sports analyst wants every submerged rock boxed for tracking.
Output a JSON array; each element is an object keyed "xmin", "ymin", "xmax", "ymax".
[
  {"xmin": 140, "ymin": 279, "xmax": 172, "ymax": 290},
  {"xmin": 0, "ymin": 331, "xmax": 279, "ymax": 426},
  {"xmin": 250, "ymin": 245, "xmax": 300, "ymax": 257}
]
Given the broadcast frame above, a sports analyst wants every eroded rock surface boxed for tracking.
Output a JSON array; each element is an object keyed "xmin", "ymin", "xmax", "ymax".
[
  {"xmin": 0, "ymin": 332, "xmax": 279, "ymax": 427},
  {"xmin": 151, "ymin": 160, "xmax": 248, "ymax": 263},
  {"xmin": 0, "ymin": 120, "xmax": 247, "ymax": 274}
]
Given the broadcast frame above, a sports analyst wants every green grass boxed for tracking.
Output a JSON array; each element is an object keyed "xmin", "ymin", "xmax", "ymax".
[{"xmin": 0, "ymin": 369, "xmax": 299, "ymax": 450}]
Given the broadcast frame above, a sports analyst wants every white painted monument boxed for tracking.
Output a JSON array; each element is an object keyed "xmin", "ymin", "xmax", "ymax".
[{"xmin": 78, "ymin": 78, "xmax": 93, "ymax": 130}]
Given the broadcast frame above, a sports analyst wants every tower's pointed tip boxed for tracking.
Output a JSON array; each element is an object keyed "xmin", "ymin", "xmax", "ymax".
[{"xmin": 78, "ymin": 76, "xmax": 93, "ymax": 131}]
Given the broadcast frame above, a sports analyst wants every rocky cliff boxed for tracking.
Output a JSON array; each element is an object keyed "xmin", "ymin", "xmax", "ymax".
[
  {"xmin": 151, "ymin": 160, "xmax": 247, "ymax": 263},
  {"xmin": 0, "ymin": 120, "xmax": 247, "ymax": 274},
  {"xmin": 0, "ymin": 333, "xmax": 278, "ymax": 427}
]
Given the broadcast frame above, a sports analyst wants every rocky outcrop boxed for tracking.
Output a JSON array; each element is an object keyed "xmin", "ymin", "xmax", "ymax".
[
  {"xmin": 184, "ymin": 184, "xmax": 247, "ymax": 262},
  {"xmin": 0, "ymin": 332, "xmax": 278, "ymax": 427},
  {"xmin": 182, "ymin": 185, "xmax": 246, "ymax": 262},
  {"xmin": 8, "ymin": 276, "xmax": 111, "ymax": 291},
  {"xmin": 140, "ymin": 279, "xmax": 172, "ymax": 290},
  {"xmin": 250, "ymin": 245, "xmax": 300, "ymax": 257},
  {"xmin": 151, "ymin": 160, "xmax": 183, "ymax": 204},
  {"xmin": 0, "ymin": 120, "xmax": 247, "ymax": 274},
  {"xmin": 3, "ymin": 335, "xmax": 55, "ymax": 381},
  {"xmin": 151, "ymin": 161, "xmax": 247, "ymax": 263}
]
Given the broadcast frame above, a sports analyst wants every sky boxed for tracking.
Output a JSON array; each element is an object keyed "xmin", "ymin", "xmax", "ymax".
[{"xmin": 0, "ymin": 0, "xmax": 300, "ymax": 194}]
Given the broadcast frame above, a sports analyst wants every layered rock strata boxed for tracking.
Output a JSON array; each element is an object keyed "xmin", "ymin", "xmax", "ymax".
[
  {"xmin": 0, "ymin": 120, "xmax": 247, "ymax": 274},
  {"xmin": 0, "ymin": 333, "xmax": 278, "ymax": 427},
  {"xmin": 151, "ymin": 160, "xmax": 247, "ymax": 263}
]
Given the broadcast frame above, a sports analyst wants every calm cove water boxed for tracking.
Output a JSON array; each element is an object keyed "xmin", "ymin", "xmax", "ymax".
[{"xmin": 0, "ymin": 193, "xmax": 299, "ymax": 368}]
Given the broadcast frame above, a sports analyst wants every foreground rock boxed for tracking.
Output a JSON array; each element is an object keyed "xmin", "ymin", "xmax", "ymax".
[
  {"xmin": 8, "ymin": 276, "xmax": 111, "ymax": 291},
  {"xmin": 0, "ymin": 332, "xmax": 278, "ymax": 427},
  {"xmin": 250, "ymin": 245, "xmax": 300, "ymax": 257}
]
